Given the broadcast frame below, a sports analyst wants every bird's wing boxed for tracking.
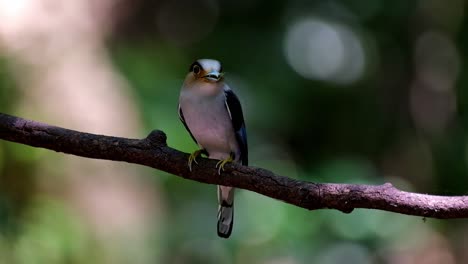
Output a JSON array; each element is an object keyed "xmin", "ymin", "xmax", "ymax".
[
  {"xmin": 224, "ymin": 88, "xmax": 248, "ymax": 166},
  {"xmin": 178, "ymin": 104, "xmax": 198, "ymax": 145}
]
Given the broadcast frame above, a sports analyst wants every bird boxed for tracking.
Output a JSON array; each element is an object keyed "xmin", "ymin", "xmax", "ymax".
[{"xmin": 178, "ymin": 59, "xmax": 248, "ymax": 238}]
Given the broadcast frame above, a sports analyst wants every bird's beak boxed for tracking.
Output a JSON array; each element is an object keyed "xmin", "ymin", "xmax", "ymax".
[{"xmin": 203, "ymin": 71, "xmax": 222, "ymax": 82}]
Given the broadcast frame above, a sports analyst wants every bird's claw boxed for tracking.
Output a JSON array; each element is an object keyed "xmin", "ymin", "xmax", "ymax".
[
  {"xmin": 188, "ymin": 150, "xmax": 203, "ymax": 171},
  {"xmin": 215, "ymin": 155, "xmax": 234, "ymax": 175}
]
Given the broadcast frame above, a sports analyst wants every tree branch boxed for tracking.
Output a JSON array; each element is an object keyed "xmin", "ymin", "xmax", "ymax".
[{"xmin": 1, "ymin": 112, "xmax": 468, "ymax": 219}]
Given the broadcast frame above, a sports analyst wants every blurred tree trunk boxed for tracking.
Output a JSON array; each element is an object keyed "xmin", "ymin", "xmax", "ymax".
[{"xmin": 0, "ymin": 0, "xmax": 162, "ymax": 262}]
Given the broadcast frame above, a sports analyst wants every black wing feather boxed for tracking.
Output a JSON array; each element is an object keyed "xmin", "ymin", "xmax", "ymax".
[
  {"xmin": 178, "ymin": 104, "xmax": 198, "ymax": 145},
  {"xmin": 224, "ymin": 89, "xmax": 248, "ymax": 166}
]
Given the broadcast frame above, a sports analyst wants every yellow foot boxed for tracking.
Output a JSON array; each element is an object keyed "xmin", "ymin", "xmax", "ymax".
[
  {"xmin": 215, "ymin": 154, "xmax": 234, "ymax": 175},
  {"xmin": 188, "ymin": 149, "xmax": 204, "ymax": 171}
]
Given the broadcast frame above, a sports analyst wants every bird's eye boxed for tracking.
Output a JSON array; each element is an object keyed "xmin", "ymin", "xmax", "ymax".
[{"xmin": 193, "ymin": 65, "xmax": 201, "ymax": 74}]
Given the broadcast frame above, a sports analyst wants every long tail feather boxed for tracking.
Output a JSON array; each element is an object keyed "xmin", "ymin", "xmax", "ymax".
[{"xmin": 217, "ymin": 185, "xmax": 234, "ymax": 238}]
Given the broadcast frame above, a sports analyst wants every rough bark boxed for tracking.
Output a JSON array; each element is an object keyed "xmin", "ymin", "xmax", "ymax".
[{"xmin": 1, "ymin": 112, "xmax": 468, "ymax": 218}]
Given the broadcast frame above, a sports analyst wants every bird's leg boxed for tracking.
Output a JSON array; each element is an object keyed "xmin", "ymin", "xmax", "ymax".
[
  {"xmin": 215, "ymin": 152, "xmax": 235, "ymax": 175},
  {"xmin": 188, "ymin": 149, "xmax": 208, "ymax": 171}
]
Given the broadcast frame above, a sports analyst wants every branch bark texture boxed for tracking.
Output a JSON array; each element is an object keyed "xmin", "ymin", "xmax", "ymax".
[{"xmin": 1, "ymin": 112, "xmax": 468, "ymax": 219}]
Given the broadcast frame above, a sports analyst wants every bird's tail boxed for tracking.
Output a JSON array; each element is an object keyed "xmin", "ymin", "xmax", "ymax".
[{"xmin": 217, "ymin": 185, "xmax": 234, "ymax": 238}]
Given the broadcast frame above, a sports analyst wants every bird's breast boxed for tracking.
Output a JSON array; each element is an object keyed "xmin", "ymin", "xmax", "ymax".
[{"xmin": 179, "ymin": 92, "xmax": 238, "ymax": 159}]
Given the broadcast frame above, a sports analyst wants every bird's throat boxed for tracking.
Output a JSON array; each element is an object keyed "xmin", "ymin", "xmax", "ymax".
[{"xmin": 193, "ymin": 82, "xmax": 223, "ymax": 97}]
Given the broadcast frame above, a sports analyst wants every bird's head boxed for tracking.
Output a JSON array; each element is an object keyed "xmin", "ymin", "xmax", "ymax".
[{"xmin": 186, "ymin": 59, "xmax": 224, "ymax": 84}]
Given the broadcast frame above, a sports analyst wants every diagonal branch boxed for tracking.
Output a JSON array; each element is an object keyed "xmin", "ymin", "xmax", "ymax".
[{"xmin": 1, "ymin": 112, "xmax": 468, "ymax": 219}]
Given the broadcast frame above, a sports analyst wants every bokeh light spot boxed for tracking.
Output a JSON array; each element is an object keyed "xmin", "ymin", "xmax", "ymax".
[{"xmin": 284, "ymin": 17, "xmax": 366, "ymax": 85}]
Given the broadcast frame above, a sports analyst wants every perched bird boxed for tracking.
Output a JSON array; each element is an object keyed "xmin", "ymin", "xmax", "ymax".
[{"xmin": 178, "ymin": 59, "xmax": 248, "ymax": 238}]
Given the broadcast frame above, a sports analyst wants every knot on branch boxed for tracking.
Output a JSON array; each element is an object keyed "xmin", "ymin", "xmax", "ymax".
[
  {"xmin": 146, "ymin": 130, "xmax": 167, "ymax": 146},
  {"xmin": 339, "ymin": 207, "xmax": 354, "ymax": 214}
]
